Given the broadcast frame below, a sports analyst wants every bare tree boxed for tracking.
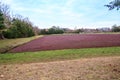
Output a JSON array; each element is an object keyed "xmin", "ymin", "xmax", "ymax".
[{"xmin": 0, "ymin": 1, "xmax": 11, "ymax": 28}]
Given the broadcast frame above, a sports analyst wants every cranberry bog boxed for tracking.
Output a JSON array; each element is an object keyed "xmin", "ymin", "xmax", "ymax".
[{"xmin": 10, "ymin": 34, "xmax": 120, "ymax": 53}]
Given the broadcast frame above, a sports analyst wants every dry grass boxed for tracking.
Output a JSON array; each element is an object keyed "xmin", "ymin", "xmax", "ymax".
[
  {"xmin": 0, "ymin": 35, "xmax": 42, "ymax": 53},
  {"xmin": 0, "ymin": 56, "xmax": 120, "ymax": 80}
]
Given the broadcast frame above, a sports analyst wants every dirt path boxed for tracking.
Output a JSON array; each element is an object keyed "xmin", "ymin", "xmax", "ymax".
[
  {"xmin": 0, "ymin": 56, "xmax": 120, "ymax": 80},
  {"xmin": 10, "ymin": 34, "xmax": 120, "ymax": 53}
]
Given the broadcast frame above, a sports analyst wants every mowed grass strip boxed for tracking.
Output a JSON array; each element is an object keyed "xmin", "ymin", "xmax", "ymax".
[
  {"xmin": 0, "ymin": 35, "xmax": 42, "ymax": 53},
  {"xmin": 0, "ymin": 47, "xmax": 120, "ymax": 64}
]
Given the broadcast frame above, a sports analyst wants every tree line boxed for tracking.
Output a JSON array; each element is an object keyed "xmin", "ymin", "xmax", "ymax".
[
  {"xmin": 40, "ymin": 26, "xmax": 64, "ymax": 35},
  {"xmin": 0, "ymin": 2, "xmax": 35, "ymax": 39},
  {"xmin": 0, "ymin": 0, "xmax": 120, "ymax": 39},
  {"xmin": 111, "ymin": 25, "xmax": 120, "ymax": 32}
]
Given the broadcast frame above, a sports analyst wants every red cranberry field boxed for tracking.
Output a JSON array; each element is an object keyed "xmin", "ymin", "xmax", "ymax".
[{"xmin": 10, "ymin": 34, "xmax": 120, "ymax": 53}]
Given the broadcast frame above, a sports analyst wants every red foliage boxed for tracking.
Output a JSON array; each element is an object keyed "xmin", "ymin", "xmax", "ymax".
[{"xmin": 10, "ymin": 34, "xmax": 120, "ymax": 53}]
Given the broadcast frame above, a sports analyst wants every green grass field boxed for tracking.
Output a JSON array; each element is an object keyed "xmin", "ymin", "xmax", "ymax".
[
  {"xmin": 0, "ymin": 34, "xmax": 120, "ymax": 65},
  {"xmin": 0, "ymin": 36, "xmax": 42, "ymax": 53},
  {"xmin": 0, "ymin": 47, "xmax": 120, "ymax": 64}
]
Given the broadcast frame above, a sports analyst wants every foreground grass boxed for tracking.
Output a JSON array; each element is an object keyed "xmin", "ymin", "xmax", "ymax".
[
  {"xmin": 0, "ymin": 47, "xmax": 120, "ymax": 64},
  {"xmin": 0, "ymin": 36, "xmax": 42, "ymax": 53}
]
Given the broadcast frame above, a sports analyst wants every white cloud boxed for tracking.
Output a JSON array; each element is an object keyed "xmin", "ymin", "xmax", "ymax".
[
  {"xmin": 66, "ymin": 0, "xmax": 75, "ymax": 7},
  {"xmin": 1, "ymin": 0, "xmax": 120, "ymax": 29},
  {"xmin": 1, "ymin": 0, "xmax": 13, "ymax": 4}
]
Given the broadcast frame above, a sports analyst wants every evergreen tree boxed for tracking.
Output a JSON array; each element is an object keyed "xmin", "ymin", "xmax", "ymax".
[
  {"xmin": 3, "ymin": 17, "xmax": 35, "ymax": 38},
  {"xmin": 0, "ymin": 10, "xmax": 5, "ymax": 39}
]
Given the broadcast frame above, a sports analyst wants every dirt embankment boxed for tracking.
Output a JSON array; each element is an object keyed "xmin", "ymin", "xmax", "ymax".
[{"xmin": 0, "ymin": 56, "xmax": 120, "ymax": 80}]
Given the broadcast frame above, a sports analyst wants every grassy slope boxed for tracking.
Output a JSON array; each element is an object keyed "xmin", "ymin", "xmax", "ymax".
[
  {"xmin": 0, "ymin": 47, "xmax": 120, "ymax": 64},
  {"xmin": 0, "ymin": 36, "xmax": 42, "ymax": 53}
]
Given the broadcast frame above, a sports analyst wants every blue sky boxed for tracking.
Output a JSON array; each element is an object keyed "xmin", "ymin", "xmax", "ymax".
[{"xmin": 3, "ymin": 0, "xmax": 120, "ymax": 29}]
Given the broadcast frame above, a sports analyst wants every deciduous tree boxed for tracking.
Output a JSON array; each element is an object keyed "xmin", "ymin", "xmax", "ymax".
[
  {"xmin": 0, "ymin": 1, "xmax": 11, "ymax": 39},
  {"xmin": 105, "ymin": 0, "xmax": 120, "ymax": 10},
  {"xmin": 4, "ymin": 16, "xmax": 35, "ymax": 38}
]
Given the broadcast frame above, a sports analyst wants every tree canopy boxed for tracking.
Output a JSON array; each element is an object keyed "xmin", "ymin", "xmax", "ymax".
[
  {"xmin": 0, "ymin": 8, "xmax": 6, "ymax": 39},
  {"xmin": 111, "ymin": 25, "xmax": 120, "ymax": 32},
  {"xmin": 0, "ymin": 11, "xmax": 5, "ymax": 30},
  {"xmin": 3, "ymin": 16, "xmax": 35, "ymax": 38},
  {"xmin": 0, "ymin": 1, "xmax": 36, "ymax": 39},
  {"xmin": 40, "ymin": 26, "xmax": 64, "ymax": 35},
  {"xmin": 105, "ymin": 0, "xmax": 120, "ymax": 10}
]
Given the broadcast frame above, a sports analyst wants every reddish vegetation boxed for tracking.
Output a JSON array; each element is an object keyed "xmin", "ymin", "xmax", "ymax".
[{"xmin": 10, "ymin": 34, "xmax": 120, "ymax": 53}]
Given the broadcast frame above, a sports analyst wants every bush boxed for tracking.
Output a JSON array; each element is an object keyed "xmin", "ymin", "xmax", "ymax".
[
  {"xmin": 3, "ymin": 18, "xmax": 35, "ymax": 39},
  {"xmin": 39, "ymin": 29, "xmax": 48, "ymax": 35},
  {"xmin": 112, "ymin": 25, "xmax": 120, "ymax": 32}
]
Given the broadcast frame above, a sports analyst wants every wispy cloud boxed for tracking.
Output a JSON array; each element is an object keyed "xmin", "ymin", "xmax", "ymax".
[
  {"xmin": 2, "ymin": 0, "xmax": 120, "ymax": 29},
  {"xmin": 2, "ymin": 0, "xmax": 13, "ymax": 4}
]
